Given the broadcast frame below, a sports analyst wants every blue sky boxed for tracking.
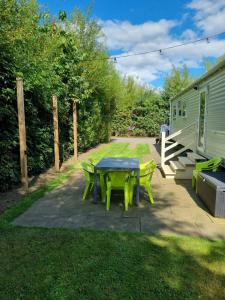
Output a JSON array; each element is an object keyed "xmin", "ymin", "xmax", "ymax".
[{"xmin": 38, "ymin": 0, "xmax": 225, "ymax": 88}]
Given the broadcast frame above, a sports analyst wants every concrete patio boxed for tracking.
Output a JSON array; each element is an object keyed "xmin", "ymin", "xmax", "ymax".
[{"xmin": 12, "ymin": 138, "xmax": 225, "ymax": 240}]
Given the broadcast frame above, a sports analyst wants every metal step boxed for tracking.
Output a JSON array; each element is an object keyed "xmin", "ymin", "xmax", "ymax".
[
  {"xmin": 187, "ymin": 152, "xmax": 206, "ymax": 162},
  {"xmin": 178, "ymin": 157, "xmax": 195, "ymax": 167},
  {"xmin": 170, "ymin": 160, "xmax": 185, "ymax": 172}
]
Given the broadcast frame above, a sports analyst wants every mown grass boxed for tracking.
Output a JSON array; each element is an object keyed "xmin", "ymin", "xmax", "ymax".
[
  {"xmin": 1, "ymin": 142, "xmax": 225, "ymax": 299},
  {"xmin": 87, "ymin": 142, "xmax": 150, "ymax": 163},
  {"xmin": 0, "ymin": 228, "xmax": 225, "ymax": 299}
]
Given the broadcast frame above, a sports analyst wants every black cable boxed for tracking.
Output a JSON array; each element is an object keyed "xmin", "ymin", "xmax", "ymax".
[{"xmin": 81, "ymin": 30, "xmax": 225, "ymax": 62}]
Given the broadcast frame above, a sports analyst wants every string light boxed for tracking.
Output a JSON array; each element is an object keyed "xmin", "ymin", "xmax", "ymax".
[{"xmin": 81, "ymin": 30, "xmax": 225, "ymax": 63}]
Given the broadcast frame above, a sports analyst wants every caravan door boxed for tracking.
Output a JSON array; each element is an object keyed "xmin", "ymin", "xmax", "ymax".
[{"xmin": 197, "ymin": 89, "xmax": 208, "ymax": 153}]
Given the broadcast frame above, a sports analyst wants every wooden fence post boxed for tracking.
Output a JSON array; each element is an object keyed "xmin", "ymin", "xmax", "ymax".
[
  {"xmin": 16, "ymin": 77, "xmax": 28, "ymax": 191},
  {"xmin": 73, "ymin": 101, "xmax": 78, "ymax": 160},
  {"xmin": 52, "ymin": 95, "xmax": 60, "ymax": 171}
]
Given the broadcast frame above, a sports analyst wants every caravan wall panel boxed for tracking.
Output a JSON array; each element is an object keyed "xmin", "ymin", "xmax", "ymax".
[{"xmin": 170, "ymin": 67, "xmax": 225, "ymax": 162}]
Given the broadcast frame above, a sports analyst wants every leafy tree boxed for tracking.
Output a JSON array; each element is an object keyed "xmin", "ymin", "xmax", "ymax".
[
  {"xmin": 112, "ymin": 84, "xmax": 168, "ymax": 137},
  {"xmin": 203, "ymin": 58, "xmax": 215, "ymax": 72},
  {"xmin": 203, "ymin": 54, "xmax": 225, "ymax": 72},
  {"xmin": 0, "ymin": 0, "xmax": 195, "ymax": 191},
  {"xmin": 59, "ymin": 10, "xmax": 67, "ymax": 22},
  {"xmin": 0, "ymin": 0, "xmax": 121, "ymax": 191},
  {"xmin": 162, "ymin": 64, "xmax": 191, "ymax": 102},
  {"xmin": 217, "ymin": 53, "xmax": 225, "ymax": 63}
]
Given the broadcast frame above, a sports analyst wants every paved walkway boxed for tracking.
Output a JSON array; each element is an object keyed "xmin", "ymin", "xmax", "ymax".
[{"xmin": 13, "ymin": 138, "xmax": 225, "ymax": 240}]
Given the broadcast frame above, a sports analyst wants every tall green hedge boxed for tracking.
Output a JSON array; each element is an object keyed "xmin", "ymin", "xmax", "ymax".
[
  {"xmin": 0, "ymin": 1, "xmax": 190, "ymax": 192},
  {"xmin": 0, "ymin": 0, "xmax": 116, "ymax": 191},
  {"xmin": 112, "ymin": 90, "xmax": 169, "ymax": 137}
]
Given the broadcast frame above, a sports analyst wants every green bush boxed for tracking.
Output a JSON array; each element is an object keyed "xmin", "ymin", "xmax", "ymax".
[
  {"xmin": 0, "ymin": 1, "xmax": 191, "ymax": 192},
  {"xmin": 112, "ymin": 93, "xmax": 169, "ymax": 137},
  {"xmin": 0, "ymin": 1, "xmax": 115, "ymax": 191}
]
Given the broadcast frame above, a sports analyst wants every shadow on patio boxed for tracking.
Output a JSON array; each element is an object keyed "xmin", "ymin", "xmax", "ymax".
[{"xmin": 12, "ymin": 165, "xmax": 225, "ymax": 240}]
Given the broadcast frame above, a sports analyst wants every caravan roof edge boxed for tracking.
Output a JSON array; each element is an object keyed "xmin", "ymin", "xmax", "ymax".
[{"xmin": 170, "ymin": 58, "xmax": 225, "ymax": 103}]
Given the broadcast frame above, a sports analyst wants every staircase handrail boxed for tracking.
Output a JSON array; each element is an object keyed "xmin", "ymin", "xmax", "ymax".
[
  {"xmin": 165, "ymin": 121, "xmax": 197, "ymax": 142},
  {"xmin": 161, "ymin": 120, "xmax": 197, "ymax": 167}
]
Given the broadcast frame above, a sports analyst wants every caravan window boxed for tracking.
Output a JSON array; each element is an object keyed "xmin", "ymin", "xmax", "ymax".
[
  {"xmin": 172, "ymin": 103, "xmax": 177, "ymax": 120},
  {"xmin": 182, "ymin": 102, "xmax": 187, "ymax": 117},
  {"xmin": 178, "ymin": 101, "xmax": 182, "ymax": 116}
]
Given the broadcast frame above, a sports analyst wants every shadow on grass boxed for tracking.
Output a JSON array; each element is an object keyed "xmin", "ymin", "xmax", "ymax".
[
  {"xmin": 0, "ymin": 227, "xmax": 225, "ymax": 299},
  {"xmin": 1, "ymin": 140, "xmax": 225, "ymax": 298}
]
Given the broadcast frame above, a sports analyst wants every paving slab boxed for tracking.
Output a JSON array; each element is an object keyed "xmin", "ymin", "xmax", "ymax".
[
  {"xmin": 12, "ymin": 137, "xmax": 225, "ymax": 240},
  {"xmin": 63, "ymin": 215, "xmax": 141, "ymax": 232},
  {"xmin": 140, "ymin": 215, "xmax": 201, "ymax": 237},
  {"xmin": 196, "ymin": 222, "xmax": 225, "ymax": 240}
]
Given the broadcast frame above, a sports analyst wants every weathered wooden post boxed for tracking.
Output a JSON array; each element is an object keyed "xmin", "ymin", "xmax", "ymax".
[
  {"xmin": 16, "ymin": 77, "xmax": 28, "ymax": 191},
  {"xmin": 52, "ymin": 95, "xmax": 60, "ymax": 171},
  {"xmin": 73, "ymin": 101, "xmax": 78, "ymax": 160}
]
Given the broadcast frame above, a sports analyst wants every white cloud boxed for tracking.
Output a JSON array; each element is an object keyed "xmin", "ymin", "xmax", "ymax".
[
  {"xmin": 114, "ymin": 38, "xmax": 225, "ymax": 85},
  {"xmin": 99, "ymin": 19, "xmax": 177, "ymax": 51},
  {"xmin": 99, "ymin": 0, "xmax": 225, "ymax": 87},
  {"xmin": 187, "ymin": 0, "xmax": 225, "ymax": 34},
  {"xmin": 187, "ymin": 0, "xmax": 225, "ymax": 18},
  {"xmin": 181, "ymin": 29, "xmax": 198, "ymax": 40}
]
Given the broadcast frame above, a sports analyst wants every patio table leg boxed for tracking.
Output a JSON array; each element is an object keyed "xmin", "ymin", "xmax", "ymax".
[
  {"xmin": 136, "ymin": 169, "xmax": 140, "ymax": 206},
  {"xmin": 93, "ymin": 167, "xmax": 98, "ymax": 204}
]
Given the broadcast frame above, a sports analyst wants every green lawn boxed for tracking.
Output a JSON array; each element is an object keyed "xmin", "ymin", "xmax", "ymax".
[
  {"xmin": 1, "ymin": 142, "xmax": 225, "ymax": 299},
  {"xmin": 87, "ymin": 142, "xmax": 150, "ymax": 163},
  {"xmin": 0, "ymin": 228, "xmax": 225, "ymax": 299}
]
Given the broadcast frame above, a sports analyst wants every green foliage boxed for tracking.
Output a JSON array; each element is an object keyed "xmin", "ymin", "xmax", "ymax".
[
  {"xmin": 112, "ymin": 79, "xmax": 168, "ymax": 137},
  {"xmin": 203, "ymin": 54, "xmax": 225, "ymax": 72},
  {"xmin": 203, "ymin": 58, "xmax": 215, "ymax": 72},
  {"xmin": 217, "ymin": 53, "xmax": 225, "ymax": 63},
  {"xmin": 0, "ymin": 142, "xmax": 225, "ymax": 299},
  {"xmin": 162, "ymin": 64, "xmax": 192, "ymax": 102},
  {"xmin": 0, "ymin": 1, "xmax": 194, "ymax": 191},
  {"xmin": 0, "ymin": 0, "xmax": 117, "ymax": 191},
  {"xmin": 112, "ymin": 66, "xmax": 192, "ymax": 137}
]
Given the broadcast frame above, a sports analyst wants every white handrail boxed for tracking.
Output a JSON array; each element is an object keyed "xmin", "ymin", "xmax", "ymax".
[
  {"xmin": 165, "ymin": 141, "xmax": 179, "ymax": 152},
  {"xmin": 161, "ymin": 120, "xmax": 197, "ymax": 167},
  {"xmin": 161, "ymin": 131, "xmax": 166, "ymax": 167},
  {"xmin": 164, "ymin": 144, "xmax": 193, "ymax": 163},
  {"xmin": 165, "ymin": 120, "xmax": 197, "ymax": 142}
]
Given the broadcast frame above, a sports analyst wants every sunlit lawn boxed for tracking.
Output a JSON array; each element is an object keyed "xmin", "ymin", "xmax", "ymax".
[
  {"xmin": 87, "ymin": 142, "xmax": 150, "ymax": 163},
  {"xmin": 1, "ymin": 142, "xmax": 225, "ymax": 299},
  {"xmin": 1, "ymin": 228, "xmax": 225, "ymax": 299}
]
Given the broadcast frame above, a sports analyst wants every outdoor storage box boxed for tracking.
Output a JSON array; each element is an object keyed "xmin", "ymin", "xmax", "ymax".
[{"xmin": 197, "ymin": 171, "xmax": 225, "ymax": 218}]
